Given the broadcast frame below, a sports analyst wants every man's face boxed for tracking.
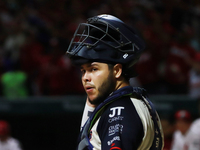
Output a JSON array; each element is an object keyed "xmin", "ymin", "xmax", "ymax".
[
  {"xmin": 175, "ymin": 119, "xmax": 191, "ymax": 134},
  {"xmin": 81, "ymin": 62, "xmax": 116, "ymax": 105}
]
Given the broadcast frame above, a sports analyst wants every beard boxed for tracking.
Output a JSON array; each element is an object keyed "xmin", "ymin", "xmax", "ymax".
[{"xmin": 88, "ymin": 71, "xmax": 116, "ymax": 106}]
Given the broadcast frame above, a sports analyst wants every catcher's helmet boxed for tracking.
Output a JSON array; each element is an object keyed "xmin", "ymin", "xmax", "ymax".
[{"xmin": 66, "ymin": 14, "xmax": 145, "ymax": 77}]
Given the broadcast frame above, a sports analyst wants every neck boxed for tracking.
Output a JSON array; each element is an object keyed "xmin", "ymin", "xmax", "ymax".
[{"xmin": 115, "ymin": 79, "xmax": 130, "ymax": 91}]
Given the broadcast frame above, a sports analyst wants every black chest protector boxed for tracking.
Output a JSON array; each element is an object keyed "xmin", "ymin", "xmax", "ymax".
[{"xmin": 77, "ymin": 86, "xmax": 163, "ymax": 150}]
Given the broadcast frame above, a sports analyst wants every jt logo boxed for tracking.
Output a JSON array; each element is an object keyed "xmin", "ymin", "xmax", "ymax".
[{"xmin": 109, "ymin": 107, "xmax": 124, "ymax": 117}]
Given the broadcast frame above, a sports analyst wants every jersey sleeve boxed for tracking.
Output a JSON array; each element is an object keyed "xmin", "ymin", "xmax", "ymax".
[
  {"xmin": 10, "ymin": 138, "xmax": 23, "ymax": 150},
  {"xmin": 96, "ymin": 96, "xmax": 144, "ymax": 150},
  {"xmin": 184, "ymin": 119, "xmax": 200, "ymax": 150}
]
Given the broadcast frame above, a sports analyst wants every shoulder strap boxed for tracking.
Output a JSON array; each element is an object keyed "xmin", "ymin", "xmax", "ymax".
[{"xmin": 134, "ymin": 87, "xmax": 164, "ymax": 150}]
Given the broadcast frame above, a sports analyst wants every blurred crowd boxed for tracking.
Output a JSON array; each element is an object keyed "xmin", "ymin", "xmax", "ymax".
[{"xmin": 0, "ymin": 0, "xmax": 200, "ymax": 98}]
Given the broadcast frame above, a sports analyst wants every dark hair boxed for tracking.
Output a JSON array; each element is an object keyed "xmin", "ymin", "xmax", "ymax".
[
  {"xmin": 122, "ymin": 69, "xmax": 132, "ymax": 83},
  {"xmin": 107, "ymin": 63, "xmax": 114, "ymax": 70}
]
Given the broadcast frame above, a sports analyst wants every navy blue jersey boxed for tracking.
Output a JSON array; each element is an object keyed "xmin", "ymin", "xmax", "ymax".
[
  {"xmin": 77, "ymin": 86, "xmax": 164, "ymax": 150},
  {"xmin": 97, "ymin": 96, "xmax": 144, "ymax": 149}
]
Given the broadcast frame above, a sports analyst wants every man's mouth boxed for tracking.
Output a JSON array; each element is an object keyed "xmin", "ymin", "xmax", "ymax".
[{"xmin": 85, "ymin": 85, "xmax": 95, "ymax": 92}]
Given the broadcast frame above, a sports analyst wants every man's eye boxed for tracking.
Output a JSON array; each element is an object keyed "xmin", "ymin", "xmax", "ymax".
[
  {"xmin": 81, "ymin": 70, "xmax": 86, "ymax": 74},
  {"xmin": 92, "ymin": 68, "xmax": 97, "ymax": 71}
]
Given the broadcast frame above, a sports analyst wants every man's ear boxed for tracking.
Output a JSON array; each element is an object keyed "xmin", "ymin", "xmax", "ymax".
[{"xmin": 113, "ymin": 64, "xmax": 123, "ymax": 79}]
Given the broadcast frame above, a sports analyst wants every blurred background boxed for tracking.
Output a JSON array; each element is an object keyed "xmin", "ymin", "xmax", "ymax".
[{"xmin": 0, "ymin": 0, "xmax": 200, "ymax": 149}]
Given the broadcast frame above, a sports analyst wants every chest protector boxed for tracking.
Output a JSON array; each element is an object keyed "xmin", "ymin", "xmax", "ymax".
[{"xmin": 77, "ymin": 86, "xmax": 163, "ymax": 150}]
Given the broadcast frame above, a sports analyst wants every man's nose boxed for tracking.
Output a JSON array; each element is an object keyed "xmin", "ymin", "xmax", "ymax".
[{"xmin": 82, "ymin": 72, "xmax": 91, "ymax": 82}]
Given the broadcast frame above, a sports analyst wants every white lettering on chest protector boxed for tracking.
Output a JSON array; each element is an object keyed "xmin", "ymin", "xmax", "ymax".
[{"xmin": 109, "ymin": 107, "xmax": 124, "ymax": 117}]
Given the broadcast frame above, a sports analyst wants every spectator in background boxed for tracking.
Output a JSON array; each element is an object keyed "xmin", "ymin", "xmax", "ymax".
[
  {"xmin": 171, "ymin": 110, "xmax": 193, "ymax": 150},
  {"xmin": 36, "ymin": 48, "xmax": 84, "ymax": 96},
  {"xmin": 186, "ymin": 52, "xmax": 200, "ymax": 98},
  {"xmin": 1, "ymin": 60, "xmax": 29, "ymax": 99},
  {"xmin": 184, "ymin": 98, "xmax": 200, "ymax": 150},
  {"xmin": 164, "ymin": 31, "xmax": 196, "ymax": 94},
  {"xmin": 19, "ymin": 31, "xmax": 46, "ymax": 96},
  {"xmin": 135, "ymin": 47, "xmax": 164, "ymax": 94},
  {"xmin": 134, "ymin": 8, "xmax": 173, "ymax": 95},
  {"xmin": 0, "ymin": 120, "xmax": 23, "ymax": 150},
  {"xmin": 3, "ymin": 20, "xmax": 26, "ymax": 63},
  {"xmin": 19, "ymin": 31, "xmax": 45, "ymax": 77}
]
